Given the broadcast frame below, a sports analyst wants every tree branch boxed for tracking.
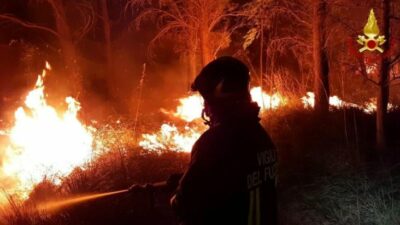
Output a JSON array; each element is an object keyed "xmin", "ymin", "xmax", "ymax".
[
  {"xmin": 356, "ymin": 58, "xmax": 380, "ymax": 86},
  {"xmin": 0, "ymin": 14, "xmax": 60, "ymax": 38},
  {"xmin": 390, "ymin": 54, "xmax": 400, "ymax": 66},
  {"xmin": 74, "ymin": 1, "xmax": 96, "ymax": 43}
]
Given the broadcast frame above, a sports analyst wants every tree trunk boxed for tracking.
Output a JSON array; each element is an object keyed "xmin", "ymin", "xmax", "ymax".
[
  {"xmin": 49, "ymin": 0, "xmax": 81, "ymax": 94},
  {"xmin": 99, "ymin": 0, "xmax": 115, "ymax": 100},
  {"xmin": 199, "ymin": 28, "xmax": 212, "ymax": 67},
  {"xmin": 199, "ymin": 6, "xmax": 212, "ymax": 67},
  {"xmin": 376, "ymin": 0, "xmax": 390, "ymax": 151},
  {"xmin": 312, "ymin": 0, "xmax": 330, "ymax": 114},
  {"xmin": 188, "ymin": 51, "xmax": 197, "ymax": 86}
]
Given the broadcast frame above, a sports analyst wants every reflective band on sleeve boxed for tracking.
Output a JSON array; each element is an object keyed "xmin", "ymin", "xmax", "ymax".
[{"xmin": 247, "ymin": 187, "xmax": 261, "ymax": 225}]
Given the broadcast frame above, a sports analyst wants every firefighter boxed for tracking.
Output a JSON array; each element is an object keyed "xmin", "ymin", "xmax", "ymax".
[{"xmin": 170, "ymin": 56, "xmax": 278, "ymax": 225}]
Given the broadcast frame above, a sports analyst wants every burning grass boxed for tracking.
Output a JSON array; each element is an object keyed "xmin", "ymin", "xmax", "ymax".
[
  {"xmin": 1, "ymin": 104, "xmax": 400, "ymax": 225},
  {"xmin": 1, "ymin": 66, "xmax": 400, "ymax": 224}
]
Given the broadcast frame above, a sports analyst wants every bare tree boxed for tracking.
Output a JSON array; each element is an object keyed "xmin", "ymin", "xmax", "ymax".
[
  {"xmin": 127, "ymin": 0, "xmax": 237, "ymax": 82},
  {"xmin": 241, "ymin": 0, "xmax": 312, "ymax": 92}
]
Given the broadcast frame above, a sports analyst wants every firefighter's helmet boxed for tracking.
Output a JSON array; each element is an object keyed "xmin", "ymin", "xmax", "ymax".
[{"xmin": 191, "ymin": 56, "xmax": 251, "ymax": 103}]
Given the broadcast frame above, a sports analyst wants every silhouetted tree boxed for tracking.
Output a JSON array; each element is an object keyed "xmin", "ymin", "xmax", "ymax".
[
  {"xmin": 99, "ymin": 0, "xmax": 114, "ymax": 74},
  {"xmin": 128, "ymin": 0, "xmax": 237, "ymax": 82},
  {"xmin": 241, "ymin": 0, "xmax": 312, "ymax": 92},
  {"xmin": 312, "ymin": 0, "xmax": 330, "ymax": 114}
]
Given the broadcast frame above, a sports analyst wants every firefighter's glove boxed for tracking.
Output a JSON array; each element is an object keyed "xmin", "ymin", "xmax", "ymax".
[{"xmin": 128, "ymin": 184, "xmax": 146, "ymax": 194}]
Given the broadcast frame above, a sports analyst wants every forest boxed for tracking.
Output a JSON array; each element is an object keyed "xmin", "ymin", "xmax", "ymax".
[{"xmin": 0, "ymin": 0, "xmax": 399, "ymax": 225}]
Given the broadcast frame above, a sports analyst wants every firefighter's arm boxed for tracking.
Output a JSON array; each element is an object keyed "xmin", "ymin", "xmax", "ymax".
[{"xmin": 128, "ymin": 173, "xmax": 183, "ymax": 194}]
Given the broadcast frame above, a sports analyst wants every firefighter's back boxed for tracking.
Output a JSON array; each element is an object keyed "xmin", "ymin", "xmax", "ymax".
[{"xmin": 196, "ymin": 119, "xmax": 277, "ymax": 225}]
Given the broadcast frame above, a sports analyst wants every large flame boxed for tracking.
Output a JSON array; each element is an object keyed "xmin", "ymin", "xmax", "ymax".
[
  {"xmin": 0, "ymin": 63, "xmax": 94, "ymax": 201},
  {"xmin": 173, "ymin": 94, "xmax": 203, "ymax": 122}
]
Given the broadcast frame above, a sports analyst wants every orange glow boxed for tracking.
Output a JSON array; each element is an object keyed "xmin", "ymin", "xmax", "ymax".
[
  {"xmin": 37, "ymin": 189, "xmax": 128, "ymax": 211},
  {"xmin": 250, "ymin": 87, "xmax": 286, "ymax": 111},
  {"xmin": 139, "ymin": 124, "xmax": 202, "ymax": 152},
  {"xmin": 139, "ymin": 87, "xmax": 284, "ymax": 153},
  {"xmin": 141, "ymin": 88, "xmax": 399, "ymax": 154},
  {"xmin": 301, "ymin": 92, "xmax": 389, "ymax": 114},
  {"xmin": 0, "ymin": 63, "xmax": 94, "ymax": 202},
  {"xmin": 173, "ymin": 94, "xmax": 204, "ymax": 122}
]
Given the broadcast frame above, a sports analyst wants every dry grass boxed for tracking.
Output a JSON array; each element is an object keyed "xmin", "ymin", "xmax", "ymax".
[
  {"xmin": 280, "ymin": 167, "xmax": 400, "ymax": 225},
  {"xmin": 1, "ymin": 106, "xmax": 400, "ymax": 225}
]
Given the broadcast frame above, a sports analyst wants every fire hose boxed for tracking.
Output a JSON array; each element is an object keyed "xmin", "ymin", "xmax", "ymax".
[{"xmin": 37, "ymin": 173, "xmax": 182, "ymax": 212}]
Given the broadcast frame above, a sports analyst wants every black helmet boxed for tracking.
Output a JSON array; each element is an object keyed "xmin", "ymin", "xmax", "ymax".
[{"xmin": 191, "ymin": 56, "xmax": 250, "ymax": 103}]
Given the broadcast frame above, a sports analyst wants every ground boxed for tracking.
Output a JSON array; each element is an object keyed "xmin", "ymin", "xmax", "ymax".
[{"xmin": 1, "ymin": 107, "xmax": 400, "ymax": 225}]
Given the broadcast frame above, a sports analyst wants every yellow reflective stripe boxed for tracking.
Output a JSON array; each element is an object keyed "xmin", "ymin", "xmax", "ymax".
[
  {"xmin": 248, "ymin": 187, "xmax": 262, "ymax": 225},
  {"xmin": 255, "ymin": 187, "xmax": 261, "ymax": 225},
  {"xmin": 247, "ymin": 190, "xmax": 254, "ymax": 225}
]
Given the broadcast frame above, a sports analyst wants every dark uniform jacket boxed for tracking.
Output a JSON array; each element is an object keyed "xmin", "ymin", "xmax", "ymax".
[{"xmin": 172, "ymin": 103, "xmax": 278, "ymax": 225}]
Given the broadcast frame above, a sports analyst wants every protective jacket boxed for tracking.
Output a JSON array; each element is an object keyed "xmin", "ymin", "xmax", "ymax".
[{"xmin": 172, "ymin": 102, "xmax": 278, "ymax": 225}]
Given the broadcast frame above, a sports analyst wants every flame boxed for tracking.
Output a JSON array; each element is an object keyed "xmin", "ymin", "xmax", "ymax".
[
  {"xmin": 300, "ymin": 92, "xmax": 397, "ymax": 114},
  {"xmin": 303, "ymin": 92, "xmax": 350, "ymax": 109},
  {"xmin": 139, "ymin": 124, "xmax": 201, "ymax": 152},
  {"xmin": 302, "ymin": 92, "xmax": 360, "ymax": 109},
  {"xmin": 142, "ymin": 87, "xmax": 397, "ymax": 154},
  {"xmin": 0, "ymin": 63, "xmax": 94, "ymax": 201},
  {"xmin": 301, "ymin": 92, "xmax": 315, "ymax": 108},
  {"xmin": 140, "ymin": 87, "xmax": 285, "ymax": 152},
  {"xmin": 364, "ymin": 9, "xmax": 380, "ymax": 37},
  {"xmin": 250, "ymin": 87, "xmax": 285, "ymax": 111},
  {"xmin": 173, "ymin": 94, "xmax": 204, "ymax": 122}
]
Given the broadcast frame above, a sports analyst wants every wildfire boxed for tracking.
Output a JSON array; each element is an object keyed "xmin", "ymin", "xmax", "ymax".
[
  {"xmin": 301, "ymin": 92, "xmax": 391, "ymax": 114},
  {"xmin": 140, "ymin": 88, "xmax": 396, "ymax": 154},
  {"xmin": 0, "ymin": 66, "xmax": 392, "ymax": 203},
  {"xmin": 139, "ymin": 124, "xmax": 201, "ymax": 152},
  {"xmin": 0, "ymin": 63, "xmax": 94, "ymax": 201},
  {"xmin": 139, "ymin": 87, "xmax": 285, "ymax": 152},
  {"xmin": 250, "ymin": 87, "xmax": 286, "ymax": 111},
  {"xmin": 173, "ymin": 94, "xmax": 203, "ymax": 122},
  {"xmin": 301, "ymin": 92, "xmax": 358, "ymax": 109}
]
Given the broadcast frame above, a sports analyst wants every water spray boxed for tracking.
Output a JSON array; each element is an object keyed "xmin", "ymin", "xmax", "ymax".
[
  {"xmin": 37, "ymin": 189, "xmax": 129, "ymax": 211},
  {"xmin": 36, "ymin": 180, "xmax": 172, "ymax": 212}
]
